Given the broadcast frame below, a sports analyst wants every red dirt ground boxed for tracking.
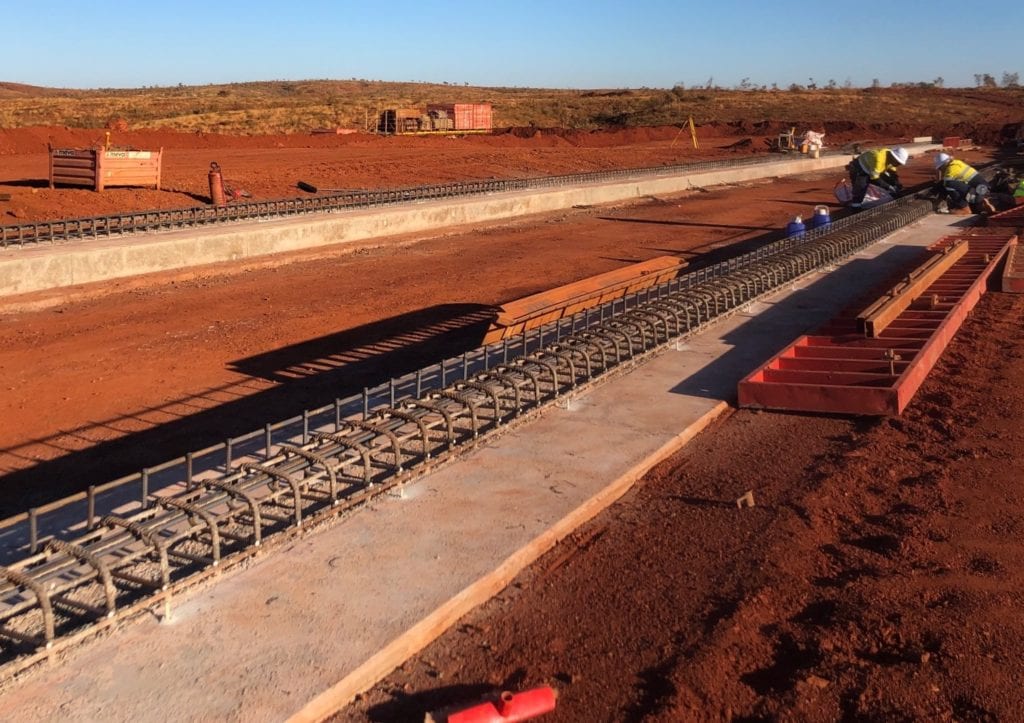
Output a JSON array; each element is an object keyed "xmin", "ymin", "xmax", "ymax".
[
  {"xmin": 339, "ymin": 290, "xmax": 1024, "ymax": 723},
  {"xmin": 1, "ymin": 122, "xmax": 916, "ymax": 223},
  {"xmin": 0, "ymin": 146, "xmax": 976, "ymax": 516},
  {"xmin": 0, "ymin": 122, "xmax": 1015, "ymax": 720}
]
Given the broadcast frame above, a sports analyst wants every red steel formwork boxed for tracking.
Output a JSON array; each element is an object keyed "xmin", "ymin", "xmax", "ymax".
[
  {"xmin": 987, "ymin": 203, "xmax": 1024, "ymax": 229},
  {"xmin": 738, "ymin": 231, "xmax": 1017, "ymax": 415},
  {"xmin": 986, "ymin": 206, "xmax": 1024, "ymax": 291}
]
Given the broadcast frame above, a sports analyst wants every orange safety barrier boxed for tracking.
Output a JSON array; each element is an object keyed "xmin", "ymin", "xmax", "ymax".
[{"xmin": 483, "ymin": 256, "xmax": 687, "ymax": 344}]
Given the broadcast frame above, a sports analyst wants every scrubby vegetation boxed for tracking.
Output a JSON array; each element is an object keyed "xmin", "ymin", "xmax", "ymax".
[{"xmin": 0, "ymin": 79, "xmax": 1021, "ymax": 135}]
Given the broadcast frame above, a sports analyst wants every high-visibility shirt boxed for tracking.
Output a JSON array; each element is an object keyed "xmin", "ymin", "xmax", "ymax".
[
  {"xmin": 942, "ymin": 159, "xmax": 978, "ymax": 184},
  {"xmin": 1014, "ymin": 179, "xmax": 1024, "ymax": 198},
  {"xmin": 856, "ymin": 149, "xmax": 899, "ymax": 180}
]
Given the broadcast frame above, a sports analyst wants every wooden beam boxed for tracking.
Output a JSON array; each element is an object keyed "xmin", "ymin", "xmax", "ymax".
[
  {"xmin": 857, "ymin": 240, "xmax": 968, "ymax": 337},
  {"xmin": 483, "ymin": 256, "xmax": 687, "ymax": 344}
]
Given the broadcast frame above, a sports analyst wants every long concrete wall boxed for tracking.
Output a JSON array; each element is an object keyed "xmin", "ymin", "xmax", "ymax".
[{"xmin": 0, "ymin": 147, "xmax": 939, "ymax": 299}]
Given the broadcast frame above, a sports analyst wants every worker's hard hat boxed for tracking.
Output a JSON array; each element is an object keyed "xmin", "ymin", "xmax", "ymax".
[
  {"xmin": 934, "ymin": 152, "xmax": 952, "ymax": 169},
  {"xmin": 890, "ymin": 147, "xmax": 909, "ymax": 166}
]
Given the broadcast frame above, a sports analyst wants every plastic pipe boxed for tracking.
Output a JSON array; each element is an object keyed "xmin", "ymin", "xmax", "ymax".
[{"xmin": 446, "ymin": 686, "xmax": 558, "ymax": 723}]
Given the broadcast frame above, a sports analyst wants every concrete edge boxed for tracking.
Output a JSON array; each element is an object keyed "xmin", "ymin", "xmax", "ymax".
[{"xmin": 287, "ymin": 400, "xmax": 731, "ymax": 723}]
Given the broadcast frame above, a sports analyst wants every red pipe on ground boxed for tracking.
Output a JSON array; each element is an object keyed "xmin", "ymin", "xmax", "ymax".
[{"xmin": 445, "ymin": 686, "xmax": 558, "ymax": 723}]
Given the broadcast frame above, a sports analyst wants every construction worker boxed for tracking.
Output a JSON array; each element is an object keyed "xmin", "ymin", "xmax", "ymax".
[
  {"xmin": 1015, "ymin": 177, "xmax": 1024, "ymax": 205},
  {"xmin": 846, "ymin": 147, "xmax": 909, "ymax": 208},
  {"xmin": 932, "ymin": 153, "xmax": 990, "ymax": 213}
]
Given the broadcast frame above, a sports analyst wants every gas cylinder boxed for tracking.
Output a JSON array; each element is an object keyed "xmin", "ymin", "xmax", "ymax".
[
  {"xmin": 807, "ymin": 205, "xmax": 831, "ymax": 230},
  {"xmin": 208, "ymin": 161, "xmax": 225, "ymax": 206},
  {"xmin": 785, "ymin": 215, "xmax": 806, "ymax": 238}
]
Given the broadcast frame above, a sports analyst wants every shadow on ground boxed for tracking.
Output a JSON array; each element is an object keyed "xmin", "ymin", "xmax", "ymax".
[{"xmin": 0, "ymin": 303, "xmax": 494, "ymax": 516}]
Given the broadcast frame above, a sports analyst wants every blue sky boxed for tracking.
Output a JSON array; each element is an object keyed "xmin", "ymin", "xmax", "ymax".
[{"xmin": 4, "ymin": 1, "xmax": 1021, "ymax": 90}]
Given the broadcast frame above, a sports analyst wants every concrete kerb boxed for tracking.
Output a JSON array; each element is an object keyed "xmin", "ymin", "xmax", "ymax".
[{"xmin": 0, "ymin": 145, "xmax": 940, "ymax": 299}]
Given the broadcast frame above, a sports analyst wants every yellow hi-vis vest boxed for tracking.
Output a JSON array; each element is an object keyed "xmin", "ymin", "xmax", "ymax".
[
  {"xmin": 942, "ymin": 159, "xmax": 978, "ymax": 184},
  {"xmin": 1014, "ymin": 179, "xmax": 1024, "ymax": 198},
  {"xmin": 856, "ymin": 149, "xmax": 898, "ymax": 179}
]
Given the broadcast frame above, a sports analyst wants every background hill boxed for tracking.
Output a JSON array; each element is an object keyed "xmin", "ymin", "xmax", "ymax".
[{"xmin": 0, "ymin": 80, "xmax": 1021, "ymax": 138}]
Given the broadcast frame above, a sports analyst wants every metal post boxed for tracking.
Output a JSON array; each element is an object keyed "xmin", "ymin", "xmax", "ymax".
[
  {"xmin": 335, "ymin": 399, "xmax": 341, "ymax": 430},
  {"xmin": 185, "ymin": 452, "xmax": 194, "ymax": 488},
  {"xmin": 389, "ymin": 379, "xmax": 396, "ymax": 407},
  {"xmin": 303, "ymin": 410, "xmax": 310, "ymax": 444},
  {"xmin": 264, "ymin": 424, "xmax": 272, "ymax": 459},
  {"xmin": 87, "ymin": 486, "xmax": 96, "ymax": 530},
  {"xmin": 363, "ymin": 388, "xmax": 369, "ymax": 419},
  {"xmin": 225, "ymin": 439, "xmax": 233, "ymax": 471},
  {"xmin": 142, "ymin": 469, "xmax": 150, "ymax": 509},
  {"xmin": 29, "ymin": 509, "xmax": 38, "ymax": 555},
  {"xmin": 416, "ymin": 370, "xmax": 423, "ymax": 398}
]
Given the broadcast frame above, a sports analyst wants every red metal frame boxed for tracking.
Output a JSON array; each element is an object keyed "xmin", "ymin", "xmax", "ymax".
[
  {"xmin": 987, "ymin": 203, "xmax": 1024, "ymax": 228},
  {"xmin": 738, "ymin": 231, "xmax": 1017, "ymax": 415}
]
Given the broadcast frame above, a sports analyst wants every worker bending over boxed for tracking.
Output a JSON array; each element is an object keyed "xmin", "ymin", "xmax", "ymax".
[
  {"xmin": 932, "ymin": 153, "xmax": 990, "ymax": 213},
  {"xmin": 846, "ymin": 147, "xmax": 909, "ymax": 208}
]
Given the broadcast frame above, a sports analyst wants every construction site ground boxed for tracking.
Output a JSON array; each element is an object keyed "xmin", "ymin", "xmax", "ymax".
[
  {"xmin": 0, "ymin": 142, "xmax": 985, "ymax": 513},
  {"xmin": 342, "ymin": 288, "xmax": 1024, "ymax": 723},
  {"xmin": 0, "ymin": 212, "xmax": 981, "ymax": 723},
  {"xmin": 0, "ymin": 125, "xmax": 1016, "ymax": 720}
]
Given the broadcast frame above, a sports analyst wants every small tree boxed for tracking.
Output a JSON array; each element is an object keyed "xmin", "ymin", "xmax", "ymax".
[
  {"xmin": 933, "ymin": 76, "xmax": 944, "ymax": 88},
  {"xmin": 1003, "ymin": 71, "xmax": 1020, "ymax": 87},
  {"xmin": 871, "ymin": 78, "xmax": 881, "ymax": 89}
]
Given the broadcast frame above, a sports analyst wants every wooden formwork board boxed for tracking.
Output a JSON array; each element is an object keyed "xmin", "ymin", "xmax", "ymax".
[
  {"xmin": 856, "ymin": 240, "xmax": 967, "ymax": 337},
  {"xmin": 483, "ymin": 256, "xmax": 687, "ymax": 344},
  {"xmin": 1002, "ymin": 238, "xmax": 1024, "ymax": 293}
]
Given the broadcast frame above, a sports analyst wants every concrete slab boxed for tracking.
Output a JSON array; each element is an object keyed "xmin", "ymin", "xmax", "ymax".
[
  {"xmin": 0, "ymin": 146, "xmax": 940, "ymax": 298},
  {"xmin": 0, "ymin": 214, "xmax": 966, "ymax": 722}
]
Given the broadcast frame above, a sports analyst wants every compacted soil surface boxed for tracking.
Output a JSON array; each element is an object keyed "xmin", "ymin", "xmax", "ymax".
[
  {"xmin": 0, "ymin": 119, "xmax": 1016, "ymax": 721},
  {"xmin": 340, "ymin": 290, "xmax": 1024, "ymax": 722},
  {"xmin": 0, "ymin": 141, "xmax": 974, "ymax": 516},
  {"xmin": 0, "ymin": 123, "xmax": 931, "ymax": 224}
]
